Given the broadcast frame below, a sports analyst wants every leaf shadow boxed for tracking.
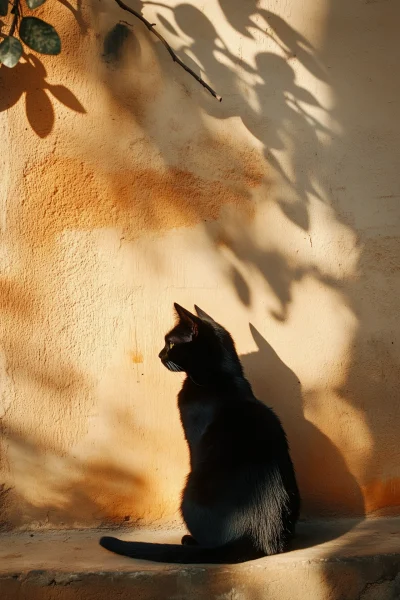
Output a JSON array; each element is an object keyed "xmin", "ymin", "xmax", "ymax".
[
  {"xmin": 0, "ymin": 53, "xmax": 85, "ymax": 137},
  {"xmin": 58, "ymin": 0, "xmax": 88, "ymax": 35}
]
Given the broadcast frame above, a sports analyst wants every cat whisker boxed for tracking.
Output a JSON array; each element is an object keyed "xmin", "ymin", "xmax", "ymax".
[{"xmin": 166, "ymin": 361, "xmax": 181, "ymax": 372}]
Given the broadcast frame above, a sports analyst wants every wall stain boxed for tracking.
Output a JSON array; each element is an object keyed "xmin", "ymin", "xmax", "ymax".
[
  {"xmin": 129, "ymin": 351, "xmax": 143, "ymax": 364},
  {"xmin": 362, "ymin": 478, "xmax": 400, "ymax": 515},
  {"xmin": 18, "ymin": 155, "xmax": 265, "ymax": 247}
]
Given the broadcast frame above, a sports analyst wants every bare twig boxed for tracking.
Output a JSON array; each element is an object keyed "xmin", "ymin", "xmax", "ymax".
[
  {"xmin": 114, "ymin": 0, "xmax": 222, "ymax": 101},
  {"xmin": 9, "ymin": 0, "xmax": 19, "ymax": 37}
]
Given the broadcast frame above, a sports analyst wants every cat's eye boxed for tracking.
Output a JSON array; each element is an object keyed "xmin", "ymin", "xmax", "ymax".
[{"xmin": 169, "ymin": 342, "xmax": 174, "ymax": 349}]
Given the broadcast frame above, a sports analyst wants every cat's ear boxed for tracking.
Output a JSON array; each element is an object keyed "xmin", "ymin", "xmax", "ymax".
[
  {"xmin": 174, "ymin": 303, "xmax": 198, "ymax": 336},
  {"xmin": 194, "ymin": 305, "xmax": 215, "ymax": 323}
]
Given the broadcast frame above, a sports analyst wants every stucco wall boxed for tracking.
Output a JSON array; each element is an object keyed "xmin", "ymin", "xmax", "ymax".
[{"xmin": 0, "ymin": 0, "xmax": 399, "ymax": 529}]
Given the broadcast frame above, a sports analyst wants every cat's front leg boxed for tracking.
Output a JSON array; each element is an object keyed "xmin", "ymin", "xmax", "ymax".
[{"xmin": 181, "ymin": 534, "xmax": 199, "ymax": 546}]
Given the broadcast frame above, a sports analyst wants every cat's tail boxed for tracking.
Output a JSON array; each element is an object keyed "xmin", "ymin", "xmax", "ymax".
[{"xmin": 99, "ymin": 536, "xmax": 263, "ymax": 564}]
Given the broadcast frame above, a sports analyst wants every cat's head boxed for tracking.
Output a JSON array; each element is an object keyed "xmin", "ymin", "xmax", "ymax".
[{"xmin": 158, "ymin": 303, "xmax": 241, "ymax": 379}]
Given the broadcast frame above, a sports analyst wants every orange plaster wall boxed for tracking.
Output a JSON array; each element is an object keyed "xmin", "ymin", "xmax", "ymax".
[{"xmin": 0, "ymin": 0, "xmax": 399, "ymax": 529}]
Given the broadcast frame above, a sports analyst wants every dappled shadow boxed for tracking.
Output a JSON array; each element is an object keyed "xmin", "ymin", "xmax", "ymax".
[
  {"xmin": 0, "ymin": 411, "xmax": 151, "ymax": 530},
  {"xmin": 2, "ymin": 0, "xmax": 400, "ymax": 547},
  {"xmin": 324, "ymin": 0, "xmax": 400, "ymax": 517},
  {"xmin": 94, "ymin": 0, "xmax": 339, "ymax": 320},
  {"xmin": 204, "ymin": 219, "xmax": 346, "ymax": 321},
  {"xmin": 0, "ymin": 275, "xmax": 163, "ymax": 530},
  {"xmin": 0, "ymin": 275, "xmax": 88, "ymax": 413},
  {"xmin": 0, "ymin": 269, "xmax": 182, "ymax": 529},
  {"xmin": 104, "ymin": 0, "xmax": 399, "ymax": 522},
  {"xmin": 173, "ymin": 3, "xmax": 326, "ymax": 209},
  {"xmin": 315, "ymin": 0, "xmax": 400, "ymax": 520}
]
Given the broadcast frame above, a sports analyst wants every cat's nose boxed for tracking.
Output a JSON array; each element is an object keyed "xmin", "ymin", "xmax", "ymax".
[{"xmin": 158, "ymin": 347, "xmax": 166, "ymax": 360}]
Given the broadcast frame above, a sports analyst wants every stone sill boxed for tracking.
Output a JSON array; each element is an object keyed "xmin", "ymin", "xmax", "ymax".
[{"xmin": 0, "ymin": 518, "xmax": 399, "ymax": 599}]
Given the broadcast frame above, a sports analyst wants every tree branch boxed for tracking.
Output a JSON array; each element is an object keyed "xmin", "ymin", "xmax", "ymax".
[
  {"xmin": 9, "ymin": 0, "xmax": 19, "ymax": 37},
  {"xmin": 114, "ymin": 0, "xmax": 222, "ymax": 102}
]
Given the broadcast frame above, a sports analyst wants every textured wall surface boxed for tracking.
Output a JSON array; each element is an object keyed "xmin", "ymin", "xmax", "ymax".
[{"xmin": 0, "ymin": 0, "xmax": 399, "ymax": 529}]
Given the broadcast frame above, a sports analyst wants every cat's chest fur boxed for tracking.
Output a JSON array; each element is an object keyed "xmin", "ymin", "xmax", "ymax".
[{"xmin": 178, "ymin": 381, "xmax": 217, "ymax": 454}]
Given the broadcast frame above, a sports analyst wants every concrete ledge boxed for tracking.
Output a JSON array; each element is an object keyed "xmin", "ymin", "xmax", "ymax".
[{"xmin": 0, "ymin": 518, "xmax": 399, "ymax": 599}]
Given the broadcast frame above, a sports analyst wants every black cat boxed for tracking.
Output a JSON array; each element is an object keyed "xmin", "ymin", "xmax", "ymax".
[{"xmin": 100, "ymin": 303, "xmax": 300, "ymax": 563}]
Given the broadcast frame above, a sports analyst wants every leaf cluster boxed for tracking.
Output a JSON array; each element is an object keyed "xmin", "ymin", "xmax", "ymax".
[{"xmin": 0, "ymin": 0, "xmax": 60, "ymax": 68}]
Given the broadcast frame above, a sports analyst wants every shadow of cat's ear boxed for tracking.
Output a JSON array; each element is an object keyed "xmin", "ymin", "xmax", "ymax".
[
  {"xmin": 194, "ymin": 305, "xmax": 215, "ymax": 322},
  {"xmin": 249, "ymin": 323, "xmax": 270, "ymax": 350}
]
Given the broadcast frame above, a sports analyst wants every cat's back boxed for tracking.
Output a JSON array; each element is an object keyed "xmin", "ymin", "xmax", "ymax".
[
  {"xmin": 207, "ymin": 392, "xmax": 289, "ymax": 460},
  {"xmin": 183, "ymin": 388, "xmax": 297, "ymax": 511},
  {"xmin": 179, "ymin": 377, "xmax": 289, "ymax": 462}
]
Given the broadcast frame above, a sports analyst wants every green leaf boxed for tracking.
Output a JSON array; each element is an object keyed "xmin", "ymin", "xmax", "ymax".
[
  {"xmin": 0, "ymin": 0, "xmax": 8, "ymax": 17},
  {"xmin": 19, "ymin": 16, "xmax": 61, "ymax": 55},
  {"xmin": 26, "ymin": 0, "xmax": 47, "ymax": 9},
  {"xmin": 0, "ymin": 36, "xmax": 23, "ymax": 68}
]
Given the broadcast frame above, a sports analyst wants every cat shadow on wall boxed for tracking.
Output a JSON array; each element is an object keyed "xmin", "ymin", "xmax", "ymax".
[{"xmin": 241, "ymin": 324, "xmax": 365, "ymax": 547}]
